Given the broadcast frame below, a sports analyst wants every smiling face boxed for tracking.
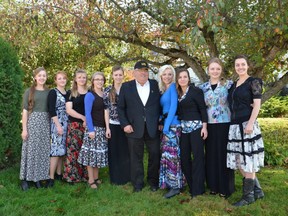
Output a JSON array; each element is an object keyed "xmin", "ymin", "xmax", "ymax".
[
  {"xmin": 112, "ymin": 69, "xmax": 124, "ymax": 85},
  {"xmin": 235, "ymin": 58, "xmax": 249, "ymax": 77},
  {"xmin": 134, "ymin": 68, "xmax": 149, "ymax": 85},
  {"xmin": 177, "ymin": 70, "xmax": 190, "ymax": 88},
  {"xmin": 34, "ymin": 70, "xmax": 47, "ymax": 86},
  {"xmin": 161, "ymin": 68, "xmax": 174, "ymax": 86},
  {"xmin": 55, "ymin": 73, "xmax": 67, "ymax": 88},
  {"xmin": 93, "ymin": 74, "xmax": 105, "ymax": 90},
  {"xmin": 208, "ymin": 62, "xmax": 222, "ymax": 80},
  {"xmin": 75, "ymin": 72, "xmax": 87, "ymax": 87}
]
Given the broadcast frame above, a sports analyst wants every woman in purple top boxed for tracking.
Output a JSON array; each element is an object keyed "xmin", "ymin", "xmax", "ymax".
[
  {"xmin": 158, "ymin": 65, "xmax": 184, "ymax": 199},
  {"xmin": 78, "ymin": 72, "xmax": 108, "ymax": 189},
  {"xmin": 199, "ymin": 58, "xmax": 235, "ymax": 198}
]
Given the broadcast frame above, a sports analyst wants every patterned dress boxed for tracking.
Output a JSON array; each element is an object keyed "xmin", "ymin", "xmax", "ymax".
[
  {"xmin": 20, "ymin": 88, "xmax": 50, "ymax": 182},
  {"xmin": 159, "ymin": 83, "xmax": 184, "ymax": 189},
  {"xmin": 48, "ymin": 88, "xmax": 68, "ymax": 157},
  {"xmin": 78, "ymin": 92, "xmax": 108, "ymax": 168},
  {"xmin": 227, "ymin": 77, "xmax": 264, "ymax": 173},
  {"xmin": 63, "ymin": 92, "xmax": 88, "ymax": 183}
]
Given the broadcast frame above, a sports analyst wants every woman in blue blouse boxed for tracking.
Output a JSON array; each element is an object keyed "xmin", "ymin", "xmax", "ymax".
[
  {"xmin": 158, "ymin": 65, "xmax": 184, "ymax": 199},
  {"xmin": 104, "ymin": 65, "xmax": 130, "ymax": 185},
  {"xmin": 78, "ymin": 72, "xmax": 108, "ymax": 189},
  {"xmin": 199, "ymin": 58, "xmax": 235, "ymax": 198}
]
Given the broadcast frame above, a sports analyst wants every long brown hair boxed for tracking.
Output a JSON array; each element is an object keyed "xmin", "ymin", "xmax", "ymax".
[
  {"xmin": 28, "ymin": 67, "xmax": 46, "ymax": 113},
  {"xmin": 207, "ymin": 57, "xmax": 226, "ymax": 85},
  {"xmin": 109, "ymin": 65, "xmax": 124, "ymax": 104},
  {"xmin": 70, "ymin": 69, "xmax": 87, "ymax": 98},
  {"xmin": 175, "ymin": 68, "xmax": 191, "ymax": 98}
]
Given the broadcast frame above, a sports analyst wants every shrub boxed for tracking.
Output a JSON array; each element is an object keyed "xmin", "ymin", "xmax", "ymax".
[
  {"xmin": 0, "ymin": 38, "xmax": 24, "ymax": 169},
  {"xmin": 260, "ymin": 96, "xmax": 288, "ymax": 118},
  {"xmin": 258, "ymin": 118, "xmax": 288, "ymax": 166}
]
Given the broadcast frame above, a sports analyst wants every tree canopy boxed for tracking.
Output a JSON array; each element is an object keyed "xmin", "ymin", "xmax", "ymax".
[{"xmin": 0, "ymin": 0, "xmax": 288, "ymax": 101}]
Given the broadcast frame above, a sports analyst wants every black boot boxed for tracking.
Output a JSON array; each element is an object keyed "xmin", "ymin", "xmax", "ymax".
[
  {"xmin": 254, "ymin": 177, "xmax": 264, "ymax": 200},
  {"xmin": 21, "ymin": 180, "xmax": 29, "ymax": 191},
  {"xmin": 46, "ymin": 179, "xmax": 54, "ymax": 188},
  {"xmin": 34, "ymin": 181, "xmax": 42, "ymax": 189},
  {"xmin": 233, "ymin": 178, "xmax": 255, "ymax": 207}
]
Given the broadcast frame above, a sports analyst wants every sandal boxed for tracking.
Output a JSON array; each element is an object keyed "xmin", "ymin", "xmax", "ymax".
[
  {"xmin": 88, "ymin": 182, "xmax": 97, "ymax": 189},
  {"xmin": 94, "ymin": 179, "xmax": 102, "ymax": 185}
]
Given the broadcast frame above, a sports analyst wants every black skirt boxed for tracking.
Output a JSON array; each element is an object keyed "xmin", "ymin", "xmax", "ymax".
[
  {"xmin": 108, "ymin": 124, "xmax": 130, "ymax": 185},
  {"xmin": 205, "ymin": 123, "xmax": 235, "ymax": 196}
]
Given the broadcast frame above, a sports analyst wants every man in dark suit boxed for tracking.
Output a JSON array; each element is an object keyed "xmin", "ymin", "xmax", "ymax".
[{"xmin": 118, "ymin": 60, "xmax": 160, "ymax": 192}]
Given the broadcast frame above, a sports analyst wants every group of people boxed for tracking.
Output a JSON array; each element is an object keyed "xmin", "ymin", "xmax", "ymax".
[{"xmin": 19, "ymin": 55, "xmax": 265, "ymax": 207}]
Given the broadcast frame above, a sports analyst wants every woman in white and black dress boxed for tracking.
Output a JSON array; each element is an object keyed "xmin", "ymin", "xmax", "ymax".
[
  {"xmin": 104, "ymin": 65, "xmax": 130, "ymax": 185},
  {"xmin": 227, "ymin": 55, "xmax": 265, "ymax": 206},
  {"xmin": 47, "ymin": 71, "xmax": 68, "ymax": 187},
  {"xmin": 20, "ymin": 67, "xmax": 50, "ymax": 190},
  {"xmin": 78, "ymin": 72, "xmax": 108, "ymax": 189}
]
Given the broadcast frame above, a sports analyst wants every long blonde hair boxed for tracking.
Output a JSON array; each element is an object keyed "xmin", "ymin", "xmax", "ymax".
[
  {"xmin": 90, "ymin": 72, "xmax": 106, "ymax": 93},
  {"xmin": 28, "ymin": 67, "xmax": 47, "ymax": 113},
  {"xmin": 70, "ymin": 69, "xmax": 87, "ymax": 98},
  {"xmin": 158, "ymin": 65, "xmax": 176, "ymax": 93}
]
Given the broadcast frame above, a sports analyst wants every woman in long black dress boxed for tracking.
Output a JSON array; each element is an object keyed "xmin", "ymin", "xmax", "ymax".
[
  {"xmin": 199, "ymin": 58, "xmax": 235, "ymax": 197},
  {"xmin": 104, "ymin": 65, "xmax": 130, "ymax": 185},
  {"xmin": 227, "ymin": 55, "xmax": 264, "ymax": 206}
]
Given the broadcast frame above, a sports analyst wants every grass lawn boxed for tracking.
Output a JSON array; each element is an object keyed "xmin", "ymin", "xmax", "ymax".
[{"xmin": 0, "ymin": 165, "xmax": 287, "ymax": 216}]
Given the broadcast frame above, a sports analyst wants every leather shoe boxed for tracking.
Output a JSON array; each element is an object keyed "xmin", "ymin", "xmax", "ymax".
[
  {"xmin": 133, "ymin": 187, "xmax": 143, "ymax": 193},
  {"xmin": 150, "ymin": 186, "xmax": 158, "ymax": 192},
  {"xmin": 46, "ymin": 179, "xmax": 54, "ymax": 188},
  {"xmin": 21, "ymin": 180, "xmax": 29, "ymax": 191},
  {"xmin": 164, "ymin": 188, "xmax": 180, "ymax": 198},
  {"xmin": 34, "ymin": 181, "xmax": 42, "ymax": 189},
  {"xmin": 55, "ymin": 174, "xmax": 62, "ymax": 181}
]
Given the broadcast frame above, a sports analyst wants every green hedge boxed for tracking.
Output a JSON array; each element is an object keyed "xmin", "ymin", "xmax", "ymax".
[
  {"xmin": 260, "ymin": 96, "xmax": 288, "ymax": 118},
  {"xmin": 258, "ymin": 118, "xmax": 288, "ymax": 166},
  {"xmin": 0, "ymin": 38, "xmax": 23, "ymax": 169}
]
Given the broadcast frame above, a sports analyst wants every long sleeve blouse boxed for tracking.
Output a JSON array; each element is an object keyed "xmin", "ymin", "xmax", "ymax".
[
  {"xmin": 178, "ymin": 84, "xmax": 208, "ymax": 123},
  {"xmin": 160, "ymin": 83, "xmax": 180, "ymax": 133}
]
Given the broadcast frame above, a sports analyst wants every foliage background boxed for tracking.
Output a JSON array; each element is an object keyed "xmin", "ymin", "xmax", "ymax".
[{"xmin": 0, "ymin": 37, "xmax": 23, "ymax": 169}]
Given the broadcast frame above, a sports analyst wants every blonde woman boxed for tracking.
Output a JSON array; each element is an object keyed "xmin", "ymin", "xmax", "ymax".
[
  {"xmin": 20, "ymin": 67, "xmax": 50, "ymax": 190},
  {"xmin": 47, "ymin": 71, "xmax": 68, "ymax": 187},
  {"xmin": 78, "ymin": 72, "xmax": 108, "ymax": 189},
  {"xmin": 158, "ymin": 65, "xmax": 184, "ymax": 198},
  {"xmin": 63, "ymin": 69, "xmax": 88, "ymax": 183},
  {"xmin": 199, "ymin": 58, "xmax": 235, "ymax": 198}
]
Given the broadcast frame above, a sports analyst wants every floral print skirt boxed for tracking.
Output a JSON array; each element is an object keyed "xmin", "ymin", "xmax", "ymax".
[
  {"xmin": 78, "ymin": 126, "xmax": 108, "ymax": 168},
  {"xmin": 227, "ymin": 120, "xmax": 264, "ymax": 173},
  {"xmin": 20, "ymin": 112, "xmax": 50, "ymax": 182},
  {"xmin": 159, "ymin": 126, "xmax": 185, "ymax": 189},
  {"xmin": 63, "ymin": 121, "xmax": 88, "ymax": 183}
]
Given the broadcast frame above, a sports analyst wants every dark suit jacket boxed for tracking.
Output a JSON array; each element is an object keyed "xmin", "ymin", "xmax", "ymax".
[{"xmin": 118, "ymin": 79, "xmax": 160, "ymax": 139}]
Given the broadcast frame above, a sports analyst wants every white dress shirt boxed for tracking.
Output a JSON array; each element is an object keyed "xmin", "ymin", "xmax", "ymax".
[{"xmin": 136, "ymin": 80, "xmax": 150, "ymax": 106}]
